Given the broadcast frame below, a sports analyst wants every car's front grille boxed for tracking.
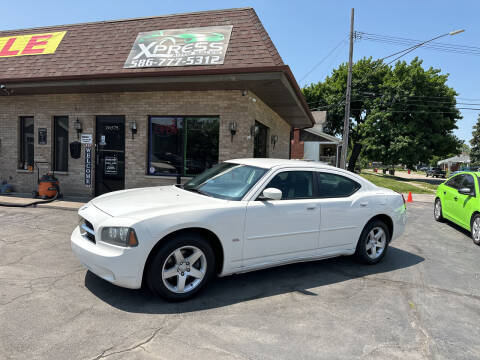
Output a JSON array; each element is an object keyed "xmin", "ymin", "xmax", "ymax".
[{"xmin": 80, "ymin": 218, "xmax": 96, "ymax": 244}]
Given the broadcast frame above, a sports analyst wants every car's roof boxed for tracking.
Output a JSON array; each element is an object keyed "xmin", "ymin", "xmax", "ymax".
[
  {"xmin": 226, "ymin": 158, "xmax": 335, "ymax": 169},
  {"xmin": 450, "ymin": 170, "xmax": 480, "ymax": 176},
  {"xmin": 225, "ymin": 158, "xmax": 363, "ymax": 178}
]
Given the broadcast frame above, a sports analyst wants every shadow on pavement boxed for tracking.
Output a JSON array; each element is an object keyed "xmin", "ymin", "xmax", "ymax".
[
  {"xmin": 85, "ymin": 246, "xmax": 424, "ymax": 314},
  {"xmin": 443, "ymin": 219, "xmax": 472, "ymax": 239}
]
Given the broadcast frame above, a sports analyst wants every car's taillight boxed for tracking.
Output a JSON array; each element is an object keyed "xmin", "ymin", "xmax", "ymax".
[{"xmin": 394, "ymin": 191, "xmax": 406, "ymax": 206}]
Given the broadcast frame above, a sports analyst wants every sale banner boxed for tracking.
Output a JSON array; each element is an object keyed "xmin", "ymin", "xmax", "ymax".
[{"xmin": 0, "ymin": 31, "xmax": 66, "ymax": 58}]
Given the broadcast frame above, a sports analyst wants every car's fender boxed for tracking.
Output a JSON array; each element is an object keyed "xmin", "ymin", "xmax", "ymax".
[{"xmin": 137, "ymin": 201, "xmax": 248, "ymax": 277}]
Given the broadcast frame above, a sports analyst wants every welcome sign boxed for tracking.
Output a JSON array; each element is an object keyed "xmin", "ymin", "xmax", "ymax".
[
  {"xmin": 124, "ymin": 25, "xmax": 233, "ymax": 68},
  {"xmin": 0, "ymin": 31, "xmax": 66, "ymax": 58}
]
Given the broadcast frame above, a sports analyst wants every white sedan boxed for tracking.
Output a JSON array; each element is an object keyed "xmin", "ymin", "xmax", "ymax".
[{"xmin": 71, "ymin": 159, "xmax": 406, "ymax": 300}]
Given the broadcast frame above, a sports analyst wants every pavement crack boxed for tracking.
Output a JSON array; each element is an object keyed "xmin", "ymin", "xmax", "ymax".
[{"xmin": 89, "ymin": 326, "xmax": 165, "ymax": 360}]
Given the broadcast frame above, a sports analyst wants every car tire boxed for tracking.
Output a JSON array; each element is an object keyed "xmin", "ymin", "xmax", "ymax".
[
  {"xmin": 147, "ymin": 233, "xmax": 216, "ymax": 301},
  {"xmin": 434, "ymin": 198, "xmax": 444, "ymax": 222},
  {"xmin": 354, "ymin": 219, "xmax": 390, "ymax": 264},
  {"xmin": 470, "ymin": 214, "xmax": 480, "ymax": 246}
]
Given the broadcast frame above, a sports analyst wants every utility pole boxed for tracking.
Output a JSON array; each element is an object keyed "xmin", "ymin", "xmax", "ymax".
[{"xmin": 340, "ymin": 8, "xmax": 354, "ymax": 169}]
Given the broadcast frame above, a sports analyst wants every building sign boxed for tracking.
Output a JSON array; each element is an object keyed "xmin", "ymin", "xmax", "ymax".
[
  {"xmin": 84, "ymin": 145, "xmax": 92, "ymax": 187},
  {"xmin": 124, "ymin": 25, "xmax": 233, "ymax": 68},
  {"xmin": 38, "ymin": 128, "xmax": 47, "ymax": 145},
  {"xmin": 104, "ymin": 156, "xmax": 118, "ymax": 175},
  {"xmin": 0, "ymin": 31, "xmax": 66, "ymax": 58},
  {"xmin": 80, "ymin": 134, "xmax": 93, "ymax": 144}
]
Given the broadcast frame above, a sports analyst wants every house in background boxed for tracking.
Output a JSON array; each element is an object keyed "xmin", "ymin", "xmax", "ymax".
[
  {"xmin": 290, "ymin": 111, "xmax": 341, "ymax": 166},
  {"xmin": 437, "ymin": 153, "xmax": 471, "ymax": 172}
]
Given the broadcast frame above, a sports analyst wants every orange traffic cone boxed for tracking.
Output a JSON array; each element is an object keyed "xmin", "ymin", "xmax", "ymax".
[{"xmin": 407, "ymin": 192, "xmax": 413, "ymax": 203}]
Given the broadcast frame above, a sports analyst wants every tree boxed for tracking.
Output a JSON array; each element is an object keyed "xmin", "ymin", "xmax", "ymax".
[
  {"xmin": 303, "ymin": 57, "xmax": 462, "ymax": 170},
  {"xmin": 470, "ymin": 115, "xmax": 480, "ymax": 165}
]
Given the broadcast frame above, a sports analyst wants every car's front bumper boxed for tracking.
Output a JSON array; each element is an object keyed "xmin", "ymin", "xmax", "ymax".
[{"xmin": 71, "ymin": 226, "xmax": 143, "ymax": 289}]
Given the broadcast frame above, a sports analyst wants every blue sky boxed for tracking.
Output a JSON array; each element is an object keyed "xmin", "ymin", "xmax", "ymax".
[{"xmin": 2, "ymin": 0, "xmax": 479, "ymax": 143}]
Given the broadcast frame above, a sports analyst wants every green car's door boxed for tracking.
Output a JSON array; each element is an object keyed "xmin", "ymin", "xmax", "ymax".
[
  {"xmin": 442, "ymin": 175, "xmax": 462, "ymax": 220},
  {"xmin": 450, "ymin": 173, "xmax": 477, "ymax": 229}
]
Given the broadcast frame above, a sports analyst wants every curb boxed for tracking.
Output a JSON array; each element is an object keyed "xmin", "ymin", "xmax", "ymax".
[{"xmin": 0, "ymin": 199, "xmax": 84, "ymax": 211}]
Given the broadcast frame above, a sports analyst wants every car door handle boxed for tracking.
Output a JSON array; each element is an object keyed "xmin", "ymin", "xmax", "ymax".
[
  {"xmin": 443, "ymin": 191, "xmax": 446, "ymax": 195},
  {"xmin": 360, "ymin": 202, "xmax": 368, "ymax": 207},
  {"xmin": 306, "ymin": 206, "xmax": 317, "ymax": 210},
  {"xmin": 454, "ymin": 196, "xmax": 458, "ymax": 201}
]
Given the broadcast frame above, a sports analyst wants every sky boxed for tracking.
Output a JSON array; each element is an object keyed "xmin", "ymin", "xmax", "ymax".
[{"xmin": 1, "ymin": 0, "xmax": 479, "ymax": 143}]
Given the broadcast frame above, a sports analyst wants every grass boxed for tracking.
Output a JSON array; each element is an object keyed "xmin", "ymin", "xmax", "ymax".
[
  {"xmin": 360, "ymin": 172, "xmax": 434, "ymax": 194},
  {"xmin": 411, "ymin": 181, "xmax": 439, "ymax": 191}
]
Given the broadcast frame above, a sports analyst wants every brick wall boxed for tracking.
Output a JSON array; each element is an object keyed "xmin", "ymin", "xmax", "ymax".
[
  {"xmin": 290, "ymin": 129, "xmax": 304, "ymax": 159},
  {"xmin": 0, "ymin": 89, "xmax": 291, "ymax": 197}
]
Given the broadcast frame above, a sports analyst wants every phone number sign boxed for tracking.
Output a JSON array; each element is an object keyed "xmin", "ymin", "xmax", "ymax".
[{"xmin": 124, "ymin": 25, "xmax": 233, "ymax": 68}]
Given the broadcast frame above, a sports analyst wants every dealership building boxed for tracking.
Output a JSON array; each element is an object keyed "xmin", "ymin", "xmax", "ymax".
[{"xmin": 0, "ymin": 7, "xmax": 313, "ymax": 197}]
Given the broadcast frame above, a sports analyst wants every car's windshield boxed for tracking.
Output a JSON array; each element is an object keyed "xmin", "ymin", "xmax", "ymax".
[{"xmin": 183, "ymin": 162, "xmax": 267, "ymax": 200}]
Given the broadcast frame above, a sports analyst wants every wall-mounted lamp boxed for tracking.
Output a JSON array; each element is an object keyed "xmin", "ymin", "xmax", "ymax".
[
  {"xmin": 250, "ymin": 124, "xmax": 259, "ymax": 137},
  {"xmin": 0, "ymin": 84, "xmax": 12, "ymax": 96},
  {"xmin": 130, "ymin": 121, "xmax": 137, "ymax": 139},
  {"xmin": 74, "ymin": 118, "xmax": 83, "ymax": 139},
  {"xmin": 242, "ymin": 90, "xmax": 248, "ymax": 96},
  {"xmin": 229, "ymin": 121, "xmax": 237, "ymax": 142},
  {"xmin": 271, "ymin": 135, "xmax": 279, "ymax": 150}
]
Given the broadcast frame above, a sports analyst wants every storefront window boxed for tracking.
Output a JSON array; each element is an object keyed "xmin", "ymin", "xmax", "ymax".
[
  {"xmin": 148, "ymin": 116, "xmax": 219, "ymax": 176},
  {"xmin": 53, "ymin": 116, "xmax": 69, "ymax": 172},
  {"xmin": 19, "ymin": 116, "xmax": 34, "ymax": 170}
]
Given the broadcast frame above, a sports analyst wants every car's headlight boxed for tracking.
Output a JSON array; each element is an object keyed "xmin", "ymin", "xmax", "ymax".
[{"xmin": 101, "ymin": 227, "xmax": 138, "ymax": 247}]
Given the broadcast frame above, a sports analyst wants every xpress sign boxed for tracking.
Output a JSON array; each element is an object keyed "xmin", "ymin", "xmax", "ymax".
[{"xmin": 124, "ymin": 25, "xmax": 233, "ymax": 68}]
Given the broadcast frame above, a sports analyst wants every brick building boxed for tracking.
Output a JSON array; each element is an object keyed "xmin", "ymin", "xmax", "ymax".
[{"xmin": 0, "ymin": 7, "xmax": 313, "ymax": 197}]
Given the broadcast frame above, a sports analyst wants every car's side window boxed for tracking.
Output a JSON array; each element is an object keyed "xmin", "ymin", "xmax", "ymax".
[
  {"xmin": 445, "ymin": 175, "xmax": 463, "ymax": 189},
  {"xmin": 461, "ymin": 174, "xmax": 475, "ymax": 193},
  {"xmin": 264, "ymin": 171, "xmax": 314, "ymax": 200},
  {"xmin": 316, "ymin": 172, "xmax": 361, "ymax": 198}
]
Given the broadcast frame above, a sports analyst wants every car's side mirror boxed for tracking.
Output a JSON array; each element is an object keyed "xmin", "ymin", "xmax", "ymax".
[
  {"xmin": 458, "ymin": 187, "xmax": 473, "ymax": 196},
  {"xmin": 261, "ymin": 188, "xmax": 282, "ymax": 200}
]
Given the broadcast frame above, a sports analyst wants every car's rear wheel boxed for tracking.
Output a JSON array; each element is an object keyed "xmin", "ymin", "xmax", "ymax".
[
  {"xmin": 354, "ymin": 220, "xmax": 390, "ymax": 264},
  {"xmin": 470, "ymin": 214, "xmax": 480, "ymax": 246},
  {"xmin": 434, "ymin": 198, "xmax": 444, "ymax": 222},
  {"xmin": 147, "ymin": 233, "xmax": 215, "ymax": 300}
]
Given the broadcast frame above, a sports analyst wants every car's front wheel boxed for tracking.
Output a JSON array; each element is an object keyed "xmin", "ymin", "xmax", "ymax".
[
  {"xmin": 354, "ymin": 220, "xmax": 390, "ymax": 264},
  {"xmin": 470, "ymin": 214, "xmax": 480, "ymax": 246},
  {"xmin": 434, "ymin": 198, "xmax": 444, "ymax": 222},
  {"xmin": 147, "ymin": 233, "xmax": 215, "ymax": 300}
]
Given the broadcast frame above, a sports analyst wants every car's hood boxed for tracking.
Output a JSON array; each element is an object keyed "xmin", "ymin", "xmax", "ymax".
[{"xmin": 91, "ymin": 185, "xmax": 220, "ymax": 218}]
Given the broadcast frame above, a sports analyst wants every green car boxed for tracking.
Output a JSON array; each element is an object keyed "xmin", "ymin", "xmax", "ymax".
[{"xmin": 434, "ymin": 171, "xmax": 480, "ymax": 245}]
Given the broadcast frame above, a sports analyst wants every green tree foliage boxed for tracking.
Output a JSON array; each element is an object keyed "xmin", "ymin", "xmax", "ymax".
[
  {"xmin": 470, "ymin": 115, "xmax": 480, "ymax": 165},
  {"xmin": 303, "ymin": 57, "xmax": 462, "ymax": 170}
]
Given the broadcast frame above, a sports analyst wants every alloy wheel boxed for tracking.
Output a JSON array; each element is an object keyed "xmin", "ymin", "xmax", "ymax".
[
  {"xmin": 161, "ymin": 246, "xmax": 207, "ymax": 294},
  {"xmin": 366, "ymin": 227, "xmax": 386, "ymax": 259},
  {"xmin": 472, "ymin": 217, "xmax": 480, "ymax": 243},
  {"xmin": 434, "ymin": 200, "xmax": 442, "ymax": 220}
]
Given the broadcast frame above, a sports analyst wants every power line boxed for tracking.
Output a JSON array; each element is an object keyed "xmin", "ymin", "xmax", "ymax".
[
  {"xmin": 357, "ymin": 31, "xmax": 480, "ymax": 56},
  {"xmin": 299, "ymin": 36, "xmax": 348, "ymax": 82}
]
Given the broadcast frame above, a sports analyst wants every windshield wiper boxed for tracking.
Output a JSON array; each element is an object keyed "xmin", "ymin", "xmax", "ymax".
[{"xmin": 185, "ymin": 188, "xmax": 211, "ymax": 197}]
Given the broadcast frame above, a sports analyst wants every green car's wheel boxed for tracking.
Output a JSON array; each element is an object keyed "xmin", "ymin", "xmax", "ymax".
[
  {"xmin": 470, "ymin": 214, "xmax": 480, "ymax": 246},
  {"xmin": 434, "ymin": 198, "xmax": 444, "ymax": 222}
]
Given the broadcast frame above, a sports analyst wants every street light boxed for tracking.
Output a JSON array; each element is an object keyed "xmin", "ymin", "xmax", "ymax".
[
  {"xmin": 382, "ymin": 29, "xmax": 466, "ymax": 66},
  {"xmin": 340, "ymin": 27, "xmax": 466, "ymax": 170}
]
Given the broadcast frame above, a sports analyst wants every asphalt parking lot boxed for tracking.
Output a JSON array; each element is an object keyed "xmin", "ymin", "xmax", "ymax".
[{"xmin": 1, "ymin": 202, "xmax": 479, "ymax": 360}]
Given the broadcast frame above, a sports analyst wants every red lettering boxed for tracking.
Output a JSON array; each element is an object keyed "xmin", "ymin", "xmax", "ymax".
[
  {"xmin": 0, "ymin": 38, "xmax": 19, "ymax": 56},
  {"xmin": 21, "ymin": 34, "xmax": 52, "ymax": 55}
]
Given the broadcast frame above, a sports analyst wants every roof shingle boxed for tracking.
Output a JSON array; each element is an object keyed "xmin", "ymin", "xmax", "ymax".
[{"xmin": 0, "ymin": 7, "xmax": 285, "ymax": 82}]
